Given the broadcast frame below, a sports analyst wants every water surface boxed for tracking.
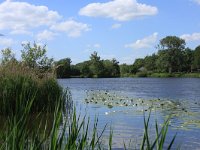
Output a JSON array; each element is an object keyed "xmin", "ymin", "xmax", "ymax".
[{"xmin": 58, "ymin": 78, "xmax": 200, "ymax": 149}]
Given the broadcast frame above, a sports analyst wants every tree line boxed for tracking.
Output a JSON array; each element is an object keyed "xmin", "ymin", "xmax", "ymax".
[
  {"xmin": 55, "ymin": 36, "xmax": 200, "ymax": 78},
  {"xmin": 1, "ymin": 36, "xmax": 200, "ymax": 78}
]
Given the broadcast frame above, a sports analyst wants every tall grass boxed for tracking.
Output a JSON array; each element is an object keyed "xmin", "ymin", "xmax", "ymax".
[
  {"xmin": 140, "ymin": 112, "xmax": 177, "ymax": 150},
  {"xmin": 1, "ymin": 106, "xmax": 177, "ymax": 149},
  {"xmin": 0, "ymin": 62, "xmax": 66, "ymax": 115},
  {"xmin": 0, "ymin": 62, "xmax": 177, "ymax": 149}
]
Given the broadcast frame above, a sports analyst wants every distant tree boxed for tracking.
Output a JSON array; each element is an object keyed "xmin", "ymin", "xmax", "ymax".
[
  {"xmin": 193, "ymin": 45, "xmax": 200, "ymax": 71},
  {"xmin": 120, "ymin": 64, "xmax": 133, "ymax": 76},
  {"xmin": 55, "ymin": 58, "xmax": 71, "ymax": 78},
  {"xmin": 76, "ymin": 61, "xmax": 92, "ymax": 77},
  {"xmin": 182, "ymin": 48, "xmax": 194, "ymax": 72},
  {"xmin": 103, "ymin": 58, "xmax": 120, "ymax": 77},
  {"xmin": 144, "ymin": 54, "xmax": 158, "ymax": 71},
  {"xmin": 70, "ymin": 65, "xmax": 81, "ymax": 77},
  {"xmin": 157, "ymin": 36, "xmax": 186, "ymax": 73},
  {"xmin": 1, "ymin": 48, "xmax": 16, "ymax": 65},
  {"xmin": 133, "ymin": 58, "xmax": 145, "ymax": 72},
  {"xmin": 156, "ymin": 50, "xmax": 170, "ymax": 73},
  {"xmin": 89, "ymin": 51, "xmax": 105, "ymax": 77},
  {"xmin": 21, "ymin": 42, "xmax": 53, "ymax": 70}
]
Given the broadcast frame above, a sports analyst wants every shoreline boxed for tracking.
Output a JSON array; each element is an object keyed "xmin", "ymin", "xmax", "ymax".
[{"xmin": 58, "ymin": 73, "xmax": 200, "ymax": 79}]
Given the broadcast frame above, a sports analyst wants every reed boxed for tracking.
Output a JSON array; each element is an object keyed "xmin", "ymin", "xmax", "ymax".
[{"xmin": 0, "ymin": 62, "xmax": 65, "ymax": 115}]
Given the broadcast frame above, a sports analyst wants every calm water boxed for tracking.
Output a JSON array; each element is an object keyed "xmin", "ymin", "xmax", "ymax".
[{"xmin": 58, "ymin": 78, "xmax": 200, "ymax": 149}]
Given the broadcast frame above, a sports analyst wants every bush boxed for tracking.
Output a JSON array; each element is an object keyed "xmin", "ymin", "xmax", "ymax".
[{"xmin": 136, "ymin": 71, "xmax": 148, "ymax": 77}]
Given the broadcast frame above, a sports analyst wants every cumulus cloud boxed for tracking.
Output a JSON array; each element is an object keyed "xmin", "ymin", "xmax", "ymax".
[
  {"xmin": 180, "ymin": 33, "xmax": 200, "ymax": 41},
  {"xmin": 79, "ymin": 0, "xmax": 158, "ymax": 21},
  {"xmin": 36, "ymin": 30, "xmax": 57, "ymax": 41},
  {"xmin": 111, "ymin": 23, "xmax": 122, "ymax": 29},
  {"xmin": 125, "ymin": 32, "xmax": 158, "ymax": 49},
  {"xmin": 50, "ymin": 20, "xmax": 90, "ymax": 37},
  {"xmin": 0, "ymin": 1, "xmax": 61, "ymax": 34},
  {"xmin": 193, "ymin": 0, "xmax": 200, "ymax": 5},
  {"xmin": 0, "ymin": 37, "xmax": 14, "ymax": 47}
]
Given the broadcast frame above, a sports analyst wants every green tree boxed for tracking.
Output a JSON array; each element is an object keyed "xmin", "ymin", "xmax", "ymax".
[
  {"xmin": 76, "ymin": 61, "xmax": 92, "ymax": 77},
  {"xmin": 156, "ymin": 50, "xmax": 170, "ymax": 73},
  {"xmin": 70, "ymin": 65, "xmax": 81, "ymax": 77},
  {"xmin": 55, "ymin": 58, "xmax": 71, "ymax": 78},
  {"xmin": 133, "ymin": 58, "xmax": 145, "ymax": 72},
  {"xmin": 182, "ymin": 48, "xmax": 194, "ymax": 72},
  {"xmin": 89, "ymin": 51, "xmax": 105, "ymax": 77},
  {"xmin": 21, "ymin": 42, "xmax": 53, "ymax": 70},
  {"xmin": 120, "ymin": 64, "xmax": 133, "ymax": 76},
  {"xmin": 193, "ymin": 45, "xmax": 200, "ymax": 71},
  {"xmin": 144, "ymin": 54, "xmax": 158, "ymax": 71},
  {"xmin": 103, "ymin": 58, "xmax": 120, "ymax": 77},
  {"xmin": 157, "ymin": 36, "xmax": 186, "ymax": 73},
  {"xmin": 0, "ymin": 48, "xmax": 16, "ymax": 65}
]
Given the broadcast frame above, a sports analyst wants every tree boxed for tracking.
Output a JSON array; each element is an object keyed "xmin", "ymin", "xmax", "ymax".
[
  {"xmin": 182, "ymin": 48, "xmax": 194, "ymax": 72},
  {"xmin": 55, "ymin": 58, "xmax": 71, "ymax": 78},
  {"xmin": 21, "ymin": 42, "xmax": 53, "ymax": 70},
  {"xmin": 133, "ymin": 58, "xmax": 145, "ymax": 72},
  {"xmin": 1, "ymin": 48, "xmax": 16, "ymax": 65},
  {"xmin": 193, "ymin": 45, "xmax": 200, "ymax": 71},
  {"xmin": 157, "ymin": 36, "xmax": 186, "ymax": 73},
  {"xmin": 103, "ymin": 58, "xmax": 120, "ymax": 77},
  {"xmin": 144, "ymin": 54, "xmax": 158, "ymax": 71},
  {"xmin": 75, "ymin": 61, "xmax": 92, "ymax": 77},
  {"xmin": 156, "ymin": 50, "xmax": 170, "ymax": 73},
  {"xmin": 120, "ymin": 64, "xmax": 133, "ymax": 76},
  {"xmin": 89, "ymin": 51, "xmax": 105, "ymax": 77}
]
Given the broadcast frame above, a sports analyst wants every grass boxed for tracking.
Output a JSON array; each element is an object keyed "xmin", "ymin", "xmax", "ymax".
[
  {"xmin": 140, "ymin": 112, "xmax": 177, "ymax": 150},
  {"xmin": 0, "ymin": 62, "xmax": 177, "ymax": 149},
  {"xmin": 0, "ymin": 62, "xmax": 66, "ymax": 115},
  {"xmin": 0, "ymin": 104, "xmax": 177, "ymax": 149}
]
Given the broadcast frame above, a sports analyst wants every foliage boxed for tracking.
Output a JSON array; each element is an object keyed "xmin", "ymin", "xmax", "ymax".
[
  {"xmin": 157, "ymin": 36, "xmax": 186, "ymax": 73},
  {"xmin": 21, "ymin": 42, "xmax": 53, "ymax": 70},
  {"xmin": 0, "ymin": 63, "xmax": 65, "ymax": 115},
  {"xmin": 193, "ymin": 45, "xmax": 200, "ymax": 70},
  {"xmin": 89, "ymin": 51, "xmax": 105, "ymax": 77},
  {"xmin": 55, "ymin": 58, "xmax": 71, "ymax": 78},
  {"xmin": 140, "ymin": 112, "xmax": 176, "ymax": 150},
  {"xmin": 103, "ymin": 59, "xmax": 120, "ymax": 77},
  {"xmin": 0, "ymin": 48, "xmax": 16, "ymax": 65}
]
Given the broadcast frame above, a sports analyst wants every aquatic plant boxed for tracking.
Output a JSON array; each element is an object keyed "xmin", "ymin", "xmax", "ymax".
[
  {"xmin": 140, "ymin": 112, "xmax": 176, "ymax": 150},
  {"xmin": 0, "ymin": 62, "xmax": 66, "ymax": 115}
]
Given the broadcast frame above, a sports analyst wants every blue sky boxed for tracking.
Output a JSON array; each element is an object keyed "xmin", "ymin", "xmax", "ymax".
[{"xmin": 0, "ymin": 0, "xmax": 200, "ymax": 64}]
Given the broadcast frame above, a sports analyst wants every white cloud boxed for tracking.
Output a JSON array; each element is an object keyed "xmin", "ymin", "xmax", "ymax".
[
  {"xmin": 111, "ymin": 23, "xmax": 122, "ymax": 29},
  {"xmin": 94, "ymin": 44, "xmax": 101, "ymax": 48},
  {"xmin": 10, "ymin": 30, "xmax": 32, "ymax": 35},
  {"xmin": 36, "ymin": 30, "xmax": 57, "ymax": 41},
  {"xmin": 0, "ymin": 37, "xmax": 14, "ymax": 47},
  {"xmin": 193, "ymin": 0, "xmax": 200, "ymax": 5},
  {"xmin": 50, "ymin": 20, "xmax": 90, "ymax": 37},
  {"xmin": 0, "ymin": 1, "xmax": 61, "ymax": 34},
  {"xmin": 180, "ymin": 33, "xmax": 200, "ymax": 41},
  {"xmin": 125, "ymin": 32, "xmax": 158, "ymax": 49},
  {"xmin": 79, "ymin": 0, "xmax": 158, "ymax": 21}
]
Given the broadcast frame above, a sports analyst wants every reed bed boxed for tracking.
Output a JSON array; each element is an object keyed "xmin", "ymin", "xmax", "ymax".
[
  {"xmin": 0, "ymin": 62, "xmax": 65, "ymax": 115},
  {"xmin": 0, "ymin": 62, "xmax": 177, "ymax": 149}
]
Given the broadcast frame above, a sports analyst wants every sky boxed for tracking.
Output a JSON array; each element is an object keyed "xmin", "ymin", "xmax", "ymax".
[{"xmin": 0, "ymin": 0, "xmax": 200, "ymax": 64}]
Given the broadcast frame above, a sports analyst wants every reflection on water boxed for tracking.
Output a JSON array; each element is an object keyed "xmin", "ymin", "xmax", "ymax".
[{"xmin": 58, "ymin": 78, "xmax": 200, "ymax": 149}]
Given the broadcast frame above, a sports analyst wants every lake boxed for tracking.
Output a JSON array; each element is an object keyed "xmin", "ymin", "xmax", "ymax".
[{"xmin": 58, "ymin": 78, "xmax": 200, "ymax": 149}]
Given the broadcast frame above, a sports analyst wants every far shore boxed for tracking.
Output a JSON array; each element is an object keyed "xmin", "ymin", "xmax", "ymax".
[{"xmin": 58, "ymin": 72, "xmax": 200, "ymax": 79}]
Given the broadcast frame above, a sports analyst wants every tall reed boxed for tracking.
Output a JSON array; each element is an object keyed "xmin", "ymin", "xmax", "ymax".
[{"xmin": 0, "ymin": 62, "xmax": 65, "ymax": 115}]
